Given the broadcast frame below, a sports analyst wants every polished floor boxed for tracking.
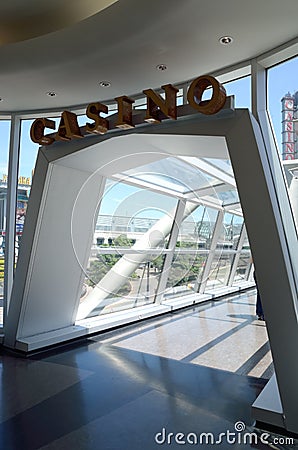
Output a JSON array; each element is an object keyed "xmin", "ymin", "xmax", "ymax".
[
  {"xmin": 100, "ymin": 290, "xmax": 274, "ymax": 378},
  {"xmin": 0, "ymin": 289, "xmax": 297, "ymax": 449}
]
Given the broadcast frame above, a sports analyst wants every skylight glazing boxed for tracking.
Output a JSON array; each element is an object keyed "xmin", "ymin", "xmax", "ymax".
[{"xmin": 119, "ymin": 156, "xmax": 229, "ymax": 197}]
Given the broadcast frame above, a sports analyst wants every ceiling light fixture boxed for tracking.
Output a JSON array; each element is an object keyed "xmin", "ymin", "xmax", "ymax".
[
  {"xmin": 99, "ymin": 81, "xmax": 111, "ymax": 88},
  {"xmin": 0, "ymin": 98, "xmax": 3, "ymax": 102},
  {"xmin": 47, "ymin": 91, "xmax": 57, "ymax": 97},
  {"xmin": 156, "ymin": 64, "xmax": 168, "ymax": 71},
  {"xmin": 219, "ymin": 36, "xmax": 234, "ymax": 45}
]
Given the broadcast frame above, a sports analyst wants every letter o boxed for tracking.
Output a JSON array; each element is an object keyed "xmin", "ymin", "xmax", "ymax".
[{"xmin": 187, "ymin": 75, "xmax": 226, "ymax": 115}]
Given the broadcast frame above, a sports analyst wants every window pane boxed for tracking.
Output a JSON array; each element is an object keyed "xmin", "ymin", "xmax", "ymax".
[
  {"xmin": 206, "ymin": 253, "xmax": 234, "ymax": 290},
  {"xmin": 165, "ymin": 251, "xmax": 206, "ymax": 298},
  {"xmin": 202, "ymin": 75, "xmax": 251, "ymax": 109},
  {"xmin": 218, "ymin": 213, "xmax": 243, "ymax": 249},
  {"xmin": 81, "ymin": 179, "xmax": 178, "ymax": 317},
  {"xmin": 165, "ymin": 206, "xmax": 216, "ymax": 297},
  {"xmin": 84, "ymin": 253, "xmax": 166, "ymax": 315},
  {"xmin": 223, "ymin": 76, "xmax": 251, "ymax": 110},
  {"xmin": 16, "ymin": 118, "xmax": 60, "ymax": 262},
  {"xmin": 268, "ymin": 56, "xmax": 298, "ymax": 230},
  {"xmin": 268, "ymin": 56, "xmax": 298, "ymax": 160},
  {"xmin": 233, "ymin": 251, "xmax": 251, "ymax": 284},
  {"xmin": 204, "ymin": 213, "xmax": 244, "ymax": 290},
  {"xmin": 120, "ymin": 156, "xmax": 221, "ymax": 195},
  {"xmin": 0, "ymin": 119, "xmax": 11, "ymax": 325},
  {"xmin": 202, "ymin": 157, "xmax": 233, "ymax": 176}
]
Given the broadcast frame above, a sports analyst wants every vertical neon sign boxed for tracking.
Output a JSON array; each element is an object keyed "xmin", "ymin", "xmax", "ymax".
[{"xmin": 281, "ymin": 93, "xmax": 295, "ymax": 160}]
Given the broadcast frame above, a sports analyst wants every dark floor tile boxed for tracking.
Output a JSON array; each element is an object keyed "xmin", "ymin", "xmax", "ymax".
[{"xmin": 0, "ymin": 341, "xmax": 268, "ymax": 449}]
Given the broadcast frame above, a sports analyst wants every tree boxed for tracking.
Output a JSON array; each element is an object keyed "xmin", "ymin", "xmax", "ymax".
[{"xmin": 86, "ymin": 234, "xmax": 137, "ymax": 296}]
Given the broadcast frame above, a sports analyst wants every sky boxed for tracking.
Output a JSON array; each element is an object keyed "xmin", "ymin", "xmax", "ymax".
[
  {"xmin": 268, "ymin": 57, "xmax": 298, "ymax": 149},
  {"xmin": 0, "ymin": 55, "xmax": 297, "ymax": 198}
]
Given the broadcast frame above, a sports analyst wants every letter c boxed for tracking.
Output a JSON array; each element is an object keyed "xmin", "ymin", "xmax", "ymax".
[{"xmin": 30, "ymin": 118, "xmax": 56, "ymax": 145}]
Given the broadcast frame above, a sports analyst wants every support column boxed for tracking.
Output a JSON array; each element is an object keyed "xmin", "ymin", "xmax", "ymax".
[
  {"xmin": 4, "ymin": 115, "xmax": 21, "ymax": 318},
  {"xmin": 227, "ymin": 87, "xmax": 298, "ymax": 432}
]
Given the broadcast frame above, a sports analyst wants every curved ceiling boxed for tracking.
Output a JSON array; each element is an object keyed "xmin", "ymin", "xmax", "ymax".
[
  {"xmin": 0, "ymin": 0, "xmax": 297, "ymax": 112},
  {"xmin": 0, "ymin": 0, "xmax": 118, "ymax": 44}
]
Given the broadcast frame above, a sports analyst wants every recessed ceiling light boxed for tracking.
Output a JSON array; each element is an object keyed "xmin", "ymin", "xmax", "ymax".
[
  {"xmin": 99, "ymin": 81, "xmax": 111, "ymax": 88},
  {"xmin": 156, "ymin": 64, "xmax": 168, "ymax": 71},
  {"xmin": 0, "ymin": 98, "xmax": 3, "ymax": 102},
  {"xmin": 219, "ymin": 36, "xmax": 234, "ymax": 45},
  {"xmin": 47, "ymin": 91, "xmax": 57, "ymax": 97}
]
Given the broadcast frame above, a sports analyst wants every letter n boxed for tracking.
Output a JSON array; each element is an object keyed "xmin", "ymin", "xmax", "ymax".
[{"xmin": 143, "ymin": 84, "xmax": 179, "ymax": 123}]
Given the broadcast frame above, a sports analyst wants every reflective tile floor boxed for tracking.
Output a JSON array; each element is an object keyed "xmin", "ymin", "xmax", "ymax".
[
  {"xmin": 99, "ymin": 290, "xmax": 274, "ymax": 378},
  {"xmin": 0, "ymin": 289, "xmax": 297, "ymax": 449}
]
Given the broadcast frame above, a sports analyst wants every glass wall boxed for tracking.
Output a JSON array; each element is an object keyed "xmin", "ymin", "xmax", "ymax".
[
  {"xmin": 223, "ymin": 76, "xmax": 251, "ymax": 110},
  {"xmin": 0, "ymin": 120, "xmax": 11, "ymax": 326},
  {"xmin": 233, "ymin": 228, "xmax": 251, "ymax": 285},
  {"xmin": 267, "ymin": 56, "xmax": 298, "ymax": 228},
  {"xmin": 207, "ymin": 253, "xmax": 234, "ymax": 288},
  {"xmin": 206, "ymin": 213, "xmax": 244, "ymax": 290},
  {"xmin": 81, "ymin": 178, "xmax": 178, "ymax": 316},
  {"xmin": 78, "ymin": 142, "xmax": 254, "ymax": 319},
  {"xmin": 165, "ymin": 206, "xmax": 217, "ymax": 298},
  {"xmin": 15, "ymin": 113, "xmax": 91, "ymax": 262},
  {"xmin": 16, "ymin": 120, "xmax": 40, "ymax": 261},
  {"xmin": 202, "ymin": 74, "xmax": 251, "ymax": 110},
  {"xmin": 268, "ymin": 56, "xmax": 298, "ymax": 159}
]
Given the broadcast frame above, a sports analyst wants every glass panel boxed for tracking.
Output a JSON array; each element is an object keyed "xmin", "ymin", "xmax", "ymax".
[
  {"xmin": 202, "ymin": 75, "xmax": 251, "ymax": 109},
  {"xmin": 221, "ymin": 214, "xmax": 244, "ymax": 249},
  {"xmin": 206, "ymin": 253, "xmax": 235, "ymax": 290},
  {"xmin": 165, "ymin": 205, "xmax": 216, "ymax": 298},
  {"xmin": 16, "ymin": 118, "xmax": 61, "ymax": 261},
  {"xmin": 120, "ymin": 157, "xmax": 220, "ymax": 194},
  {"xmin": 77, "ymin": 114, "xmax": 89, "ymax": 126},
  {"xmin": 164, "ymin": 250, "xmax": 206, "ymax": 298},
  {"xmin": 268, "ymin": 56, "xmax": 298, "ymax": 159},
  {"xmin": 201, "ymin": 157, "xmax": 234, "ymax": 176},
  {"xmin": 223, "ymin": 76, "xmax": 251, "ymax": 109},
  {"xmin": 0, "ymin": 119, "xmax": 11, "ymax": 325},
  {"xmin": 16, "ymin": 120, "xmax": 39, "ymax": 262},
  {"xmin": 207, "ymin": 187, "xmax": 239, "ymax": 207},
  {"xmin": 215, "ymin": 188, "xmax": 239, "ymax": 206},
  {"xmin": 84, "ymin": 253, "xmax": 165, "ymax": 316},
  {"xmin": 268, "ymin": 56, "xmax": 298, "ymax": 232},
  {"xmin": 94, "ymin": 179, "xmax": 177, "ymax": 248},
  {"xmin": 204, "ymin": 213, "xmax": 243, "ymax": 290},
  {"xmin": 233, "ymin": 251, "xmax": 251, "ymax": 284},
  {"xmin": 81, "ymin": 178, "xmax": 178, "ymax": 317},
  {"xmin": 194, "ymin": 206, "xmax": 218, "ymax": 250},
  {"xmin": 215, "ymin": 212, "xmax": 243, "ymax": 249}
]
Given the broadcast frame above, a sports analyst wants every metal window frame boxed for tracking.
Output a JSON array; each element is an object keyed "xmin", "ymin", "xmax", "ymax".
[{"xmin": 3, "ymin": 115, "xmax": 21, "ymax": 321}]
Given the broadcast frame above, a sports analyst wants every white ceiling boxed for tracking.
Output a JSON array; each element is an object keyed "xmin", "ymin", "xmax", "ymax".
[{"xmin": 0, "ymin": 0, "xmax": 297, "ymax": 112}]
